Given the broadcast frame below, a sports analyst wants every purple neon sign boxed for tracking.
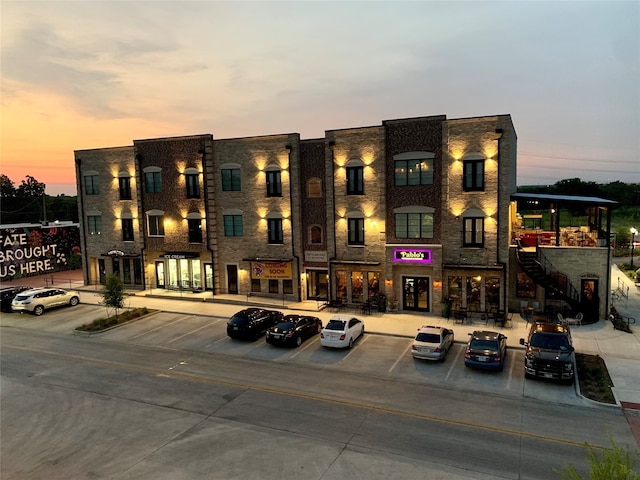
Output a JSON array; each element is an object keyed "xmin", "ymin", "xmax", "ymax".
[{"xmin": 394, "ymin": 249, "xmax": 432, "ymax": 263}]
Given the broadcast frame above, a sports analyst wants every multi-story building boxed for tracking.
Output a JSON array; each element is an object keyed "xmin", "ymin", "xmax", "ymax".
[{"xmin": 73, "ymin": 113, "xmax": 614, "ymax": 319}]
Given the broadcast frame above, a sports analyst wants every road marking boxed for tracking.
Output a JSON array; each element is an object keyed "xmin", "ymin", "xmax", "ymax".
[
  {"xmin": 168, "ymin": 318, "xmax": 223, "ymax": 344},
  {"xmin": 389, "ymin": 342, "xmax": 411, "ymax": 373},
  {"xmin": 445, "ymin": 345, "xmax": 464, "ymax": 382},
  {"xmin": 506, "ymin": 349, "xmax": 516, "ymax": 389},
  {"xmin": 3, "ymin": 343, "xmax": 604, "ymax": 450},
  {"xmin": 131, "ymin": 315, "xmax": 193, "ymax": 339},
  {"xmin": 287, "ymin": 335, "xmax": 320, "ymax": 359}
]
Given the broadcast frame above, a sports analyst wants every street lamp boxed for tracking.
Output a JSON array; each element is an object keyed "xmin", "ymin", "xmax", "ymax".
[{"xmin": 631, "ymin": 227, "xmax": 638, "ymax": 269}]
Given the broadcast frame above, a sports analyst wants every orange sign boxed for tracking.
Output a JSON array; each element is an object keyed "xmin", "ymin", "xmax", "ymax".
[{"xmin": 251, "ymin": 261, "xmax": 292, "ymax": 280}]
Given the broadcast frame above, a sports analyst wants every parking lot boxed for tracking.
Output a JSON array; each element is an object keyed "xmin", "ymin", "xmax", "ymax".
[{"xmin": 0, "ymin": 303, "xmax": 586, "ymax": 406}]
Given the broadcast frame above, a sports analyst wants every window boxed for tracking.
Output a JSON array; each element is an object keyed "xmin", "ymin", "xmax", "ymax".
[
  {"xmin": 269, "ymin": 280, "xmax": 279, "ymax": 293},
  {"xmin": 222, "ymin": 168, "xmax": 241, "ymax": 191},
  {"xmin": 464, "ymin": 217, "xmax": 484, "ymax": 247},
  {"xmin": 122, "ymin": 218, "xmax": 134, "ymax": 241},
  {"xmin": 84, "ymin": 174, "xmax": 99, "ymax": 195},
  {"xmin": 188, "ymin": 218, "xmax": 202, "ymax": 243},
  {"xmin": 283, "ymin": 280, "xmax": 293, "ymax": 294},
  {"xmin": 251, "ymin": 278, "xmax": 261, "ymax": 292},
  {"xmin": 309, "ymin": 225, "xmax": 322, "ymax": 244},
  {"xmin": 119, "ymin": 176, "xmax": 131, "ymax": 200},
  {"xmin": 395, "ymin": 213, "xmax": 434, "ymax": 239},
  {"xmin": 463, "ymin": 159, "xmax": 484, "ymax": 191},
  {"xmin": 307, "ymin": 178, "xmax": 322, "ymax": 198},
  {"xmin": 395, "ymin": 159, "xmax": 434, "ymax": 186},
  {"xmin": 346, "ymin": 166, "xmax": 364, "ymax": 195},
  {"xmin": 266, "ymin": 169, "xmax": 282, "ymax": 197},
  {"xmin": 147, "ymin": 212, "xmax": 165, "ymax": 236},
  {"xmin": 348, "ymin": 217, "xmax": 364, "ymax": 245},
  {"xmin": 87, "ymin": 215, "xmax": 101, "ymax": 235},
  {"xmin": 268, "ymin": 218, "xmax": 283, "ymax": 244},
  {"xmin": 223, "ymin": 215, "xmax": 243, "ymax": 236},
  {"xmin": 185, "ymin": 169, "xmax": 200, "ymax": 198},
  {"xmin": 144, "ymin": 167, "xmax": 162, "ymax": 193}
]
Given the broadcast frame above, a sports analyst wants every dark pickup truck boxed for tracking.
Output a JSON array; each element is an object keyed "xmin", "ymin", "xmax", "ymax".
[{"xmin": 520, "ymin": 321, "xmax": 575, "ymax": 383}]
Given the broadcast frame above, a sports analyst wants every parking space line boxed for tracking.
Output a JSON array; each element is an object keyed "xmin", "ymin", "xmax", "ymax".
[
  {"xmin": 506, "ymin": 349, "xmax": 517, "ymax": 389},
  {"xmin": 167, "ymin": 318, "xmax": 223, "ymax": 344},
  {"xmin": 389, "ymin": 342, "xmax": 412, "ymax": 373},
  {"xmin": 445, "ymin": 345, "xmax": 464, "ymax": 381},
  {"xmin": 287, "ymin": 336, "xmax": 320, "ymax": 359},
  {"xmin": 131, "ymin": 315, "xmax": 193, "ymax": 339},
  {"xmin": 338, "ymin": 334, "xmax": 370, "ymax": 362}
]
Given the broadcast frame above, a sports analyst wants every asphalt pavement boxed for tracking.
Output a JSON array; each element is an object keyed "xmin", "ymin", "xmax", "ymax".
[{"xmin": 3, "ymin": 265, "xmax": 639, "ymax": 409}]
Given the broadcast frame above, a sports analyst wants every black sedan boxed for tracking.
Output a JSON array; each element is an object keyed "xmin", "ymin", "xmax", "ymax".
[
  {"xmin": 464, "ymin": 330, "xmax": 508, "ymax": 371},
  {"xmin": 0, "ymin": 286, "xmax": 29, "ymax": 313},
  {"xmin": 266, "ymin": 315, "xmax": 323, "ymax": 347},
  {"xmin": 227, "ymin": 308, "xmax": 284, "ymax": 340}
]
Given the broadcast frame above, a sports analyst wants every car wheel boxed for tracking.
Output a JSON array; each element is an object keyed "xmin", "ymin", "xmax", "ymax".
[
  {"xmin": 524, "ymin": 372, "xmax": 533, "ymax": 379},
  {"xmin": 33, "ymin": 305, "xmax": 44, "ymax": 316},
  {"xmin": 69, "ymin": 296, "xmax": 79, "ymax": 307},
  {"xmin": 295, "ymin": 336, "xmax": 302, "ymax": 347}
]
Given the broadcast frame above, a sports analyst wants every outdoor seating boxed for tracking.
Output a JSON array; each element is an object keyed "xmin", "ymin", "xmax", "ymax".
[{"xmin": 565, "ymin": 312, "xmax": 583, "ymax": 326}]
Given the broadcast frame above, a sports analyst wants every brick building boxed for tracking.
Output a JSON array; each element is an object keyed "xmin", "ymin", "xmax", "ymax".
[{"xmin": 74, "ymin": 113, "xmax": 613, "ymax": 319}]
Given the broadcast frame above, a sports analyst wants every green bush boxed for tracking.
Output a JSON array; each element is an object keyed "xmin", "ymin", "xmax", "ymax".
[{"xmin": 556, "ymin": 436, "xmax": 640, "ymax": 480}]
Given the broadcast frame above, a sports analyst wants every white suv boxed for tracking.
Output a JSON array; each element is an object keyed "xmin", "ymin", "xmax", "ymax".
[{"xmin": 11, "ymin": 287, "xmax": 80, "ymax": 316}]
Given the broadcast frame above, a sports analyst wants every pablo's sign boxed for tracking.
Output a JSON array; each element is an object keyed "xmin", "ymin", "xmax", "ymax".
[{"xmin": 394, "ymin": 248, "xmax": 432, "ymax": 264}]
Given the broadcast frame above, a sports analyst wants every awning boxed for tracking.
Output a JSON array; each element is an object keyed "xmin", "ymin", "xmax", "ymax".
[
  {"xmin": 330, "ymin": 260, "xmax": 381, "ymax": 266},
  {"xmin": 242, "ymin": 257, "xmax": 293, "ymax": 262}
]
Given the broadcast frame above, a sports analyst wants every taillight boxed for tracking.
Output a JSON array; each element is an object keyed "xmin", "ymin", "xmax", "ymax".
[
  {"xmin": 411, "ymin": 344, "xmax": 417, "ymax": 351},
  {"xmin": 464, "ymin": 348, "xmax": 471, "ymax": 359},
  {"xmin": 339, "ymin": 334, "xmax": 346, "ymax": 340},
  {"xmin": 434, "ymin": 348, "xmax": 442, "ymax": 353},
  {"xmin": 320, "ymin": 332, "xmax": 324, "ymax": 338}
]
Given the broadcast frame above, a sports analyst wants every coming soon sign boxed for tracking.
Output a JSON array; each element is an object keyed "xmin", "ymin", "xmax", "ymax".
[{"xmin": 251, "ymin": 261, "xmax": 292, "ymax": 279}]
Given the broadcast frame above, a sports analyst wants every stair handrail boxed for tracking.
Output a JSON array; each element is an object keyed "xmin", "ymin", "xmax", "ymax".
[{"xmin": 537, "ymin": 248, "xmax": 581, "ymax": 305}]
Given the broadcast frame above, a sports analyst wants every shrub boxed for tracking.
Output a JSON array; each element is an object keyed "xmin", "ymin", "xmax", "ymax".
[{"xmin": 76, "ymin": 307, "xmax": 152, "ymax": 332}]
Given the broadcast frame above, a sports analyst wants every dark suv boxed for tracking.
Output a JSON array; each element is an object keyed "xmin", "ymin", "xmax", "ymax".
[
  {"xmin": 227, "ymin": 308, "xmax": 284, "ymax": 340},
  {"xmin": 0, "ymin": 286, "xmax": 30, "ymax": 313},
  {"xmin": 520, "ymin": 322, "xmax": 574, "ymax": 382}
]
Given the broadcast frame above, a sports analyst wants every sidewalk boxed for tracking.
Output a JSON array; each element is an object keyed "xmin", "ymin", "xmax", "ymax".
[{"xmin": 3, "ymin": 267, "xmax": 639, "ymax": 407}]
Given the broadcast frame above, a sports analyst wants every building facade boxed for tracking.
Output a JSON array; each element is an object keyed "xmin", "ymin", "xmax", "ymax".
[{"xmin": 74, "ymin": 113, "xmax": 520, "ymax": 314}]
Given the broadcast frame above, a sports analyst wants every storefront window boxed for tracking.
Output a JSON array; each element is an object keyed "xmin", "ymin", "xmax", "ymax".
[
  {"xmin": 336, "ymin": 271, "xmax": 347, "ymax": 301},
  {"xmin": 269, "ymin": 280, "xmax": 279, "ymax": 293},
  {"xmin": 517, "ymin": 268, "xmax": 536, "ymax": 298},
  {"xmin": 283, "ymin": 280, "xmax": 293, "ymax": 294},
  {"xmin": 485, "ymin": 277, "xmax": 500, "ymax": 311},
  {"xmin": 466, "ymin": 276, "xmax": 482, "ymax": 311},
  {"xmin": 367, "ymin": 272, "xmax": 380, "ymax": 299},
  {"xmin": 448, "ymin": 276, "xmax": 462, "ymax": 309},
  {"xmin": 192, "ymin": 262, "xmax": 201, "ymax": 289},
  {"xmin": 251, "ymin": 278, "xmax": 261, "ymax": 292},
  {"xmin": 351, "ymin": 271, "xmax": 364, "ymax": 303}
]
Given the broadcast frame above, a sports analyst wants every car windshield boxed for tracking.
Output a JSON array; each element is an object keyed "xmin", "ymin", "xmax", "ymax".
[
  {"xmin": 470, "ymin": 339, "xmax": 498, "ymax": 351},
  {"xmin": 325, "ymin": 320, "xmax": 346, "ymax": 330},
  {"xmin": 14, "ymin": 294, "xmax": 31, "ymax": 301},
  {"xmin": 416, "ymin": 333, "xmax": 441, "ymax": 343},
  {"xmin": 530, "ymin": 333, "xmax": 570, "ymax": 350}
]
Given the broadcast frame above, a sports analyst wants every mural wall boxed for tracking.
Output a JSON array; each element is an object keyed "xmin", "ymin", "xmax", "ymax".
[{"xmin": 0, "ymin": 223, "xmax": 82, "ymax": 281}]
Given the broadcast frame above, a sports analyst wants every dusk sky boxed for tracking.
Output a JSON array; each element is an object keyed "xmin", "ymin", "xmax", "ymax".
[{"xmin": 1, "ymin": 1, "xmax": 638, "ymax": 196}]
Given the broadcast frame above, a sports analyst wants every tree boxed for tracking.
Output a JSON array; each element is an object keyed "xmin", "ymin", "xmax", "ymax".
[
  {"xmin": 99, "ymin": 274, "xmax": 126, "ymax": 319},
  {"xmin": 556, "ymin": 436, "xmax": 640, "ymax": 480},
  {"xmin": 0, "ymin": 175, "xmax": 16, "ymax": 198},
  {"xmin": 16, "ymin": 175, "xmax": 46, "ymax": 198}
]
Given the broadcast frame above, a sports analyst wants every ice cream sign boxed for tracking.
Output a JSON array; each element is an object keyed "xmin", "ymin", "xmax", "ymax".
[{"xmin": 394, "ymin": 249, "xmax": 432, "ymax": 264}]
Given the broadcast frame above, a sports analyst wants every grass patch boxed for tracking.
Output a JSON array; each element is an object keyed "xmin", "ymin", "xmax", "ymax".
[
  {"xmin": 575, "ymin": 353, "xmax": 616, "ymax": 404},
  {"xmin": 75, "ymin": 307, "xmax": 155, "ymax": 332}
]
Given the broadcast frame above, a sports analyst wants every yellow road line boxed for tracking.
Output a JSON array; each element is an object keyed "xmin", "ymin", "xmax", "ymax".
[{"xmin": 4, "ymin": 344, "xmax": 603, "ymax": 449}]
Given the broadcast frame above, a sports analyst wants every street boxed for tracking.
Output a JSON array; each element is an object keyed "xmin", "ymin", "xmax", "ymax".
[{"xmin": 1, "ymin": 306, "xmax": 638, "ymax": 479}]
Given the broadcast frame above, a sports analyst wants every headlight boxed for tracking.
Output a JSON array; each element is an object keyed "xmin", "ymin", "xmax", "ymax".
[{"xmin": 563, "ymin": 363, "xmax": 573, "ymax": 371}]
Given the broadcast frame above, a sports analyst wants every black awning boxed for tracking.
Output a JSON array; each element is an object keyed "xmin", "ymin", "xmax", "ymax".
[
  {"xmin": 242, "ymin": 258, "xmax": 293, "ymax": 262},
  {"xmin": 330, "ymin": 260, "xmax": 381, "ymax": 266}
]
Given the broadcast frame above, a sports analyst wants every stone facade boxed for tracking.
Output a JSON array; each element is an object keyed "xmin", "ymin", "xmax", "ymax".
[{"xmin": 79, "ymin": 113, "xmax": 610, "ymax": 318}]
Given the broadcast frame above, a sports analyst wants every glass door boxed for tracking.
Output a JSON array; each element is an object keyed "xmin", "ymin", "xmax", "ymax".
[{"xmin": 402, "ymin": 276, "xmax": 430, "ymax": 312}]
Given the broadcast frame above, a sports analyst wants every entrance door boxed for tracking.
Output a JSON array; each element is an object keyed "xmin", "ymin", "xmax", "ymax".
[
  {"xmin": 227, "ymin": 265, "xmax": 238, "ymax": 294},
  {"xmin": 402, "ymin": 276, "xmax": 430, "ymax": 311},
  {"xmin": 581, "ymin": 278, "xmax": 599, "ymax": 322},
  {"xmin": 307, "ymin": 270, "xmax": 328, "ymax": 300},
  {"xmin": 155, "ymin": 261, "xmax": 165, "ymax": 288}
]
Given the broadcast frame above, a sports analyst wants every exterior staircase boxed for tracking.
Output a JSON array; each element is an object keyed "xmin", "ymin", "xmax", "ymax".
[{"xmin": 516, "ymin": 249, "xmax": 582, "ymax": 312}]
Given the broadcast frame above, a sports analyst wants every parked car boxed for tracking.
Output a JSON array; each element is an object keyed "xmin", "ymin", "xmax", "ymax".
[
  {"xmin": 520, "ymin": 321, "xmax": 574, "ymax": 382},
  {"xmin": 411, "ymin": 325, "xmax": 455, "ymax": 361},
  {"xmin": 266, "ymin": 314, "xmax": 323, "ymax": 347},
  {"xmin": 320, "ymin": 315, "xmax": 364, "ymax": 349},
  {"xmin": 0, "ymin": 286, "xmax": 30, "ymax": 313},
  {"xmin": 11, "ymin": 287, "xmax": 80, "ymax": 316},
  {"xmin": 226, "ymin": 308, "xmax": 284, "ymax": 340},
  {"xmin": 464, "ymin": 330, "xmax": 507, "ymax": 371}
]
